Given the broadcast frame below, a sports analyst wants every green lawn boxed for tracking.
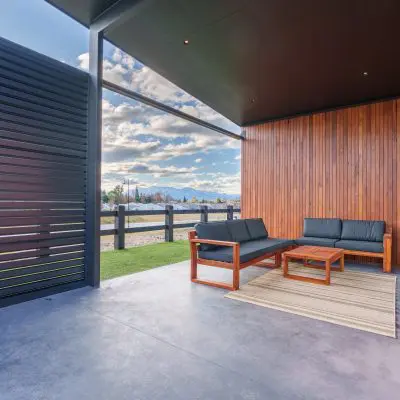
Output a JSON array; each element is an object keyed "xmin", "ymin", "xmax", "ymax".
[{"xmin": 100, "ymin": 240, "xmax": 190, "ymax": 280}]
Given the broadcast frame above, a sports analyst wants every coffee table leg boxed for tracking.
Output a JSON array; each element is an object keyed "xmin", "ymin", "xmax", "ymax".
[
  {"xmin": 340, "ymin": 254, "xmax": 344, "ymax": 272},
  {"xmin": 325, "ymin": 260, "xmax": 331, "ymax": 285},
  {"xmin": 283, "ymin": 255, "xmax": 289, "ymax": 277}
]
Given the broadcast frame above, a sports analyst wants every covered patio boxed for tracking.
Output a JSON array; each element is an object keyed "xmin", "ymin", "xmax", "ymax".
[
  {"xmin": 1, "ymin": 261, "xmax": 400, "ymax": 400},
  {"xmin": 1, "ymin": 0, "xmax": 400, "ymax": 399}
]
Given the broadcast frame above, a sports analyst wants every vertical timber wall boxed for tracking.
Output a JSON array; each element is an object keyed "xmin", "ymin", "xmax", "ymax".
[
  {"xmin": 0, "ymin": 37, "xmax": 90, "ymax": 306},
  {"xmin": 242, "ymin": 99, "xmax": 400, "ymax": 265}
]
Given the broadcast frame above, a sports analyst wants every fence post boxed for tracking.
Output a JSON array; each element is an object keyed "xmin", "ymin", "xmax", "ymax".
[
  {"xmin": 114, "ymin": 205, "xmax": 125, "ymax": 250},
  {"xmin": 227, "ymin": 205, "xmax": 234, "ymax": 220},
  {"xmin": 200, "ymin": 205, "xmax": 208, "ymax": 223},
  {"xmin": 165, "ymin": 205, "xmax": 174, "ymax": 242}
]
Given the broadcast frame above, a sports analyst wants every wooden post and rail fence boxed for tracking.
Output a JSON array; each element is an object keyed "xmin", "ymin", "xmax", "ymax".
[{"xmin": 100, "ymin": 205, "xmax": 240, "ymax": 250}]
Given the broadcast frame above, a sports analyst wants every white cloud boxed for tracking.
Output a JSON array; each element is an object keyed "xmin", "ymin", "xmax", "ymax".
[{"xmin": 195, "ymin": 158, "xmax": 202, "ymax": 163}]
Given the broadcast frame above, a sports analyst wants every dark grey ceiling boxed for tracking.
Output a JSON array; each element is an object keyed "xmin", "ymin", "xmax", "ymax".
[{"xmin": 47, "ymin": 0, "xmax": 400, "ymax": 126}]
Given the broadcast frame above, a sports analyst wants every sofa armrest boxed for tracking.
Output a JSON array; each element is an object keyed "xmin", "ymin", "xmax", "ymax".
[
  {"xmin": 190, "ymin": 238, "xmax": 239, "ymax": 247},
  {"xmin": 384, "ymin": 232, "xmax": 392, "ymax": 245}
]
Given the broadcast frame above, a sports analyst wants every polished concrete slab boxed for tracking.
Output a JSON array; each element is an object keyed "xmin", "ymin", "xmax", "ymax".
[{"xmin": 0, "ymin": 261, "xmax": 399, "ymax": 400}]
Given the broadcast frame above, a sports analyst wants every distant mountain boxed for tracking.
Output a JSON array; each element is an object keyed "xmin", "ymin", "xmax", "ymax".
[{"xmin": 132, "ymin": 186, "xmax": 240, "ymax": 201}]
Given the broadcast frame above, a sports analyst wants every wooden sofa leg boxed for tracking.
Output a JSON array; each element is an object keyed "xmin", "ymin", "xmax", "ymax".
[
  {"xmin": 383, "ymin": 233, "xmax": 392, "ymax": 273},
  {"xmin": 384, "ymin": 250, "xmax": 392, "ymax": 273},
  {"xmin": 275, "ymin": 252, "xmax": 282, "ymax": 268},
  {"xmin": 232, "ymin": 244, "xmax": 240, "ymax": 290}
]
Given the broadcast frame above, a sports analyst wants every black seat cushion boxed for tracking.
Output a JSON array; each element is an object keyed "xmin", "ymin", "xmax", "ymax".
[
  {"xmin": 226, "ymin": 220, "xmax": 251, "ymax": 242},
  {"xmin": 295, "ymin": 236, "xmax": 337, "ymax": 247},
  {"xmin": 199, "ymin": 238, "xmax": 294, "ymax": 263},
  {"xmin": 195, "ymin": 222, "xmax": 232, "ymax": 251},
  {"xmin": 245, "ymin": 218, "xmax": 268, "ymax": 240},
  {"xmin": 303, "ymin": 218, "xmax": 342, "ymax": 239},
  {"xmin": 335, "ymin": 240, "xmax": 383, "ymax": 253},
  {"xmin": 341, "ymin": 220, "xmax": 385, "ymax": 242}
]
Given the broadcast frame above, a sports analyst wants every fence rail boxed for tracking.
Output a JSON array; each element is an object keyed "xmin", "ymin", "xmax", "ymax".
[{"xmin": 100, "ymin": 205, "xmax": 240, "ymax": 250}]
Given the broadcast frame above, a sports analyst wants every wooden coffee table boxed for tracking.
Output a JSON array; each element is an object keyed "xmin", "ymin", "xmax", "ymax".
[{"xmin": 282, "ymin": 246, "xmax": 344, "ymax": 285}]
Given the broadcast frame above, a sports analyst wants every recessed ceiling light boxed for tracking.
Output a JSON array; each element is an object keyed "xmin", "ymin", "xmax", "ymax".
[
  {"xmin": 183, "ymin": 39, "xmax": 189, "ymax": 45},
  {"xmin": 250, "ymin": 98, "xmax": 256, "ymax": 103},
  {"xmin": 363, "ymin": 71, "xmax": 368, "ymax": 76}
]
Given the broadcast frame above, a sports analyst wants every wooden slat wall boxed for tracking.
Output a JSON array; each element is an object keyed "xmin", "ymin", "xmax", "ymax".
[
  {"xmin": 242, "ymin": 99, "xmax": 400, "ymax": 265},
  {"xmin": 0, "ymin": 37, "xmax": 89, "ymax": 303}
]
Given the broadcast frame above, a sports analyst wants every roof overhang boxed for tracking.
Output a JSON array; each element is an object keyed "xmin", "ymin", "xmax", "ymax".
[{"xmin": 47, "ymin": 0, "xmax": 400, "ymax": 126}]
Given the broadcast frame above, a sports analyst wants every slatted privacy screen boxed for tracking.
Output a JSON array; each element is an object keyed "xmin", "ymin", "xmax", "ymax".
[{"xmin": 0, "ymin": 37, "xmax": 89, "ymax": 304}]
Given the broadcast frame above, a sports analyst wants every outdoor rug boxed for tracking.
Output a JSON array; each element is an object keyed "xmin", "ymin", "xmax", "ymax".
[{"xmin": 225, "ymin": 263, "xmax": 396, "ymax": 337}]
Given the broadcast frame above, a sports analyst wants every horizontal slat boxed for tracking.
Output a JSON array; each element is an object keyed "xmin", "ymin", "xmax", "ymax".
[
  {"xmin": 0, "ymin": 265, "xmax": 84, "ymax": 288},
  {"xmin": 126, "ymin": 225, "xmax": 166, "ymax": 233},
  {"xmin": 0, "ymin": 49, "xmax": 88, "ymax": 92},
  {"xmin": 0, "ymin": 223, "xmax": 85, "ymax": 236},
  {"xmin": 0, "ymin": 104, "xmax": 87, "ymax": 135},
  {"xmin": 0, "ymin": 91, "xmax": 87, "ymax": 125},
  {"xmin": 100, "ymin": 211, "xmax": 117, "ymax": 217},
  {"xmin": 100, "ymin": 229, "xmax": 117, "ymax": 236},
  {"xmin": 0, "ymin": 209, "xmax": 85, "ymax": 218},
  {"xmin": 0, "ymin": 192, "xmax": 85, "ymax": 201},
  {"xmin": 0, "ymin": 216, "xmax": 86, "ymax": 227},
  {"xmin": 0, "ymin": 245, "xmax": 85, "ymax": 262},
  {"xmin": 0, "ymin": 182, "xmax": 85, "ymax": 194},
  {"xmin": 0, "ymin": 68, "xmax": 87, "ymax": 106},
  {"xmin": 0, "ymin": 163, "xmax": 84, "ymax": 178},
  {"xmin": 125, "ymin": 210, "xmax": 166, "ymax": 216},
  {"xmin": 0, "ymin": 236, "xmax": 85, "ymax": 253},
  {"xmin": 0, "ymin": 231, "xmax": 84, "ymax": 245},
  {"xmin": 0, "ymin": 132, "xmax": 87, "ymax": 156},
  {"xmin": 0, "ymin": 252, "xmax": 85, "ymax": 273},
  {"xmin": 0, "ymin": 76, "xmax": 87, "ymax": 116},
  {"xmin": 0, "ymin": 182, "xmax": 85, "ymax": 195},
  {"xmin": 0, "ymin": 146, "xmax": 86, "ymax": 165},
  {"xmin": 172, "ymin": 210, "xmax": 201, "ymax": 215},
  {"xmin": 0, "ymin": 57, "xmax": 88, "ymax": 97},
  {"xmin": 0, "ymin": 272, "xmax": 85, "ymax": 298},
  {"xmin": 0, "ymin": 120, "xmax": 87, "ymax": 145},
  {"xmin": 0, "ymin": 156, "xmax": 86, "ymax": 172},
  {"xmin": 0, "ymin": 174, "xmax": 85, "ymax": 187},
  {"xmin": 0, "ymin": 260, "xmax": 84, "ymax": 280},
  {"xmin": 0, "ymin": 201, "xmax": 85, "ymax": 210},
  {"xmin": 173, "ymin": 223, "xmax": 196, "ymax": 229},
  {"xmin": 0, "ymin": 38, "xmax": 88, "ymax": 84}
]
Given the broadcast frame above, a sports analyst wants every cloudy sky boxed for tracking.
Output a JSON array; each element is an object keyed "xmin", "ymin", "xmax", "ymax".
[{"xmin": 0, "ymin": 1, "xmax": 241, "ymax": 195}]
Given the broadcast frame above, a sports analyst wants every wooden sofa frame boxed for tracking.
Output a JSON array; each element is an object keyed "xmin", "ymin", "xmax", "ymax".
[
  {"xmin": 339, "ymin": 230, "xmax": 392, "ymax": 273},
  {"xmin": 189, "ymin": 230, "xmax": 292, "ymax": 291}
]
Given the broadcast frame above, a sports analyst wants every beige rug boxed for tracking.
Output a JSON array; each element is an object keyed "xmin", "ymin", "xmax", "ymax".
[{"xmin": 225, "ymin": 263, "xmax": 397, "ymax": 338}]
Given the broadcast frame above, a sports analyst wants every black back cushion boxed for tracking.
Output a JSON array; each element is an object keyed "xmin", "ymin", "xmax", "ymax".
[
  {"xmin": 226, "ymin": 220, "xmax": 251, "ymax": 242},
  {"xmin": 245, "ymin": 218, "xmax": 268, "ymax": 240},
  {"xmin": 304, "ymin": 218, "xmax": 342, "ymax": 239},
  {"xmin": 341, "ymin": 220, "xmax": 385, "ymax": 242},
  {"xmin": 195, "ymin": 222, "xmax": 232, "ymax": 251}
]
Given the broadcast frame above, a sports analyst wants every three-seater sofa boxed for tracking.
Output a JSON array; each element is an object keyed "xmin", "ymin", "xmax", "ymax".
[
  {"xmin": 189, "ymin": 218, "xmax": 294, "ymax": 290},
  {"xmin": 296, "ymin": 218, "xmax": 392, "ymax": 272}
]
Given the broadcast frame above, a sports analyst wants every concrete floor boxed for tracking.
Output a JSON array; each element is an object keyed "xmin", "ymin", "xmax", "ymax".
[{"xmin": 0, "ymin": 261, "xmax": 399, "ymax": 400}]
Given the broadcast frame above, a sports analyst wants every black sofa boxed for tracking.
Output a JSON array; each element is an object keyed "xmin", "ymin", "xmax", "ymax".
[
  {"xmin": 296, "ymin": 218, "xmax": 392, "ymax": 272},
  {"xmin": 189, "ymin": 218, "xmax": 294, "ymax": 290}
]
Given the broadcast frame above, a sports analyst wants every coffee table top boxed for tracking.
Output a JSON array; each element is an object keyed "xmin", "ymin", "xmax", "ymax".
[{"xmin": 283, "ymin": 246, "xmax": 344, "ymax": 262}]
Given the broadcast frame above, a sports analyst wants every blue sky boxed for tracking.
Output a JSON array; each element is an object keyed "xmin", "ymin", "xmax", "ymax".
[{"xmin": 0, "ymin": 0, "xmax": 241, "ymax": 195}]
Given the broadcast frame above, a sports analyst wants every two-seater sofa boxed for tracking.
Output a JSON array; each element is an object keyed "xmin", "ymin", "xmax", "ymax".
[
  {"xmin": 189, "ymin": 218, "xmax": 294, "ymax": 290},
  {"xmin": 296, "ymin": 218, "xmax": 392, "ymax": 272}
]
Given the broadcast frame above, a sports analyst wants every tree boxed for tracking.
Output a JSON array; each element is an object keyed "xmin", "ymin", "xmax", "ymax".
[
  {"xmin": 101, "ymin": 190, "xmax": 110, "ymax": 204},
  {"xmin": 216, "ymin": 197, "xmax": 223, "ymax": 204},
  {"xmin": 183, "ymin": 196, "xmax": 187, "ymax": 203},
  {"xmin": 108, "ymin": 184, "xmax": 125, "ymax": 205},
  {"xmin": 135, "ymin": 186, "xmax": 140, "ymax": 202}
]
